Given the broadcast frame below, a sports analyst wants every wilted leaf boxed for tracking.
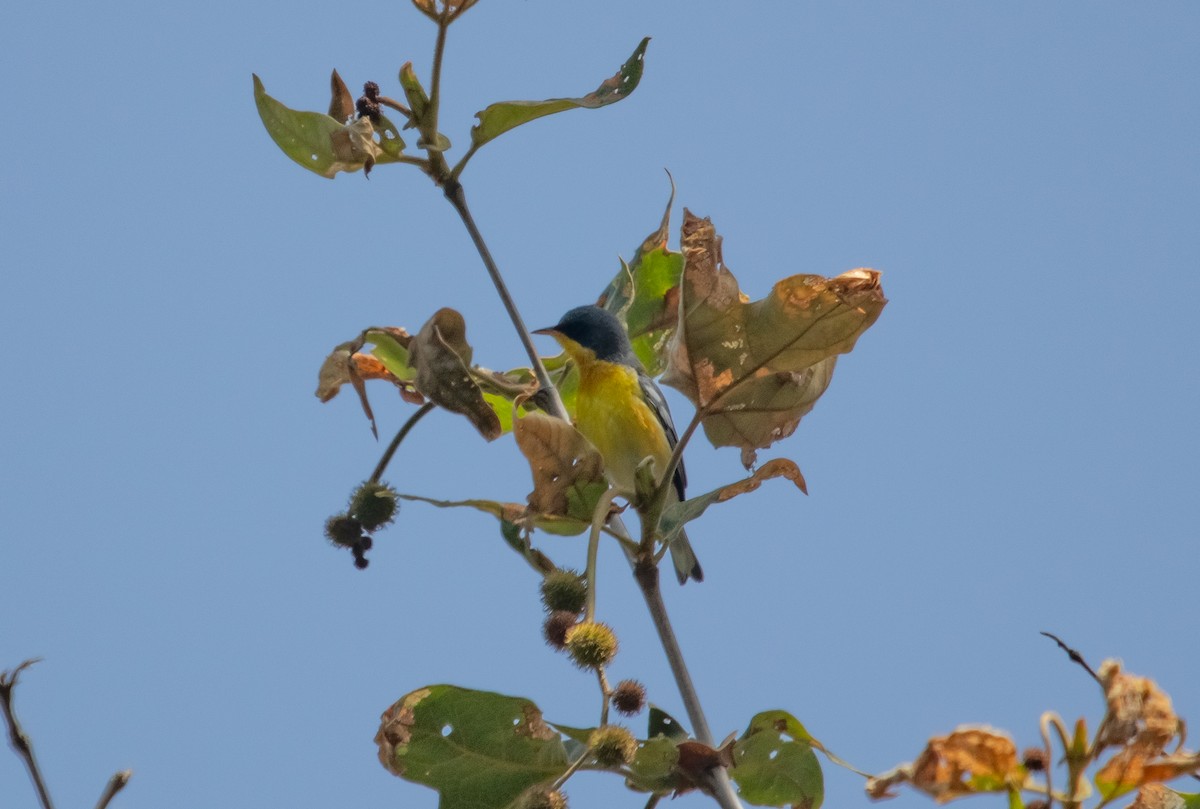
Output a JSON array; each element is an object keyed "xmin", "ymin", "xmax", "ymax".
[
  {"xmin": 375, "ymin": 685, "xmax": 568, "ymax": 809},
  {"xmin": 600, "ymin": 182, "xmax": 683, "ymax": 375},
  {"xmin": 867, "ymin": 727, "xmax": 1024, "ymax": 803},
  {"xmin": 659, "ymin": 459, "xmax": 806, "ymax": 550},
  {"xmin": 1129, "ymin": 785, "xmax": 1190, "ymax": 809},
  {"xmin": 733, "ymin": 710, "xmax": 823, "ymax": 809},
  {"xmin": 316, "ymin": 329, "xmax": 426, "ymax": 433},
  {"xmin": 410, "ymin": 308, "xmax": 501, "ymax": 441},
  {"xmin": 1098, "ymin": 750, "xmax": 1200, "ymax": 800},
  {"xmin": 398, "ymin": 493, "xmax": 525, "ymax": 524},
  {"xmin": 1093, "ymin": 661, "xmax": 1192, "ymax": 800},
  {"xmin": 662, "ymin": 210, "xmax": 885, "ymax": 462},
  {"xmin": 253, "ymin": 74, "xmax": 405, "ymax": 178},
  {"xmin": 1096, "ymin": 660, "xmax": 1181, "ymax": 752},
  {"xmin": 513, "ymin": 410, "xmax": 608, "ymax": 526},
  {"xmin": 330, "ymin": 116, "xmax": 382, "ymax": 176},
  {"xmin": 315, "ymin": 340, "xmax": 379, "ymax": 437},
  {"xmin": 470, "ymin": 38, "xmax": 650, "ymax": 149},
  {"xmin": 328, "ymin": 69, "xmax": 355, "ymax": 120}
]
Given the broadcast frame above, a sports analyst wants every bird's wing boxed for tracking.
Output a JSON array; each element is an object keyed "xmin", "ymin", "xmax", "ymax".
[{"xmin": 638, "ymin": 371, "xmax": 687, "ymax": 500}]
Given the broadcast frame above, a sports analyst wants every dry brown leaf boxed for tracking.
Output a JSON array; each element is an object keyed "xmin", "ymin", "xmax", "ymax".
[
  {"xmin": 1127, "ymin": 784, "xmax": 1187, "ymax": 809},
  {"xmin": 512, "ymin": 410, "xmax": 607, "ymax": 522},
  {"xmin": 1097, "ymin": 660, "xmax": 1181, "ymax": 753},
  {"xmin": 663, "ymin": 210, "xmax": 885, "ymax": 464},
  {"xmin": 869, "ymin": 727, "xmax": 1022, "ymax": 803},
  {"xmin": 409, "ymin": 308, "xmax": 500, "ymax": 441}
]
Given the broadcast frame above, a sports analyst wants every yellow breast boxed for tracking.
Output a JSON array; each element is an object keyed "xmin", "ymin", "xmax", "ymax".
[{"xmin": 574, "ymin": 359, "xmax": 672, "ymax": 495}]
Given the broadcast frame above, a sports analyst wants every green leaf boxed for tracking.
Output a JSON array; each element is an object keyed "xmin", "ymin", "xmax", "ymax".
[
  {"xmin": 1175, "ymin": 791, "xmax": 1200, "ymax": 809},
  {"xmin": 625, "ymin": 736, "xmax": 681, "ymax": 794},
  {"xmin": 399, "ymin": 62, "xmax": 451, "ymax": 151},
  {"xmin": 732, "ymin": 710, "xmax": 823, "ymax": 809},
  {"xmin": 365, "ymin": 328, "xmax": 417, "ymax": 382},
  {"xmin": 660, "ymin": 459, "xmax": 807, "ymax": 550},
  {"xmin": 648, "ymin": 706, "xmax": 689, "ymax": 742},
  {"xmin": 601, "ymin": 179, "xmax": 683, "ymax": 375},
  {"xmin": 375, "ymin": 685, "xmax": 569, "ymax": 809},
  {"xmin": 471, "ymin": 38, "xmax": 650, "ymax": 149},
  {"xmin": 253, "ymin": 74, "xmax": 405, "ymax": 178}
]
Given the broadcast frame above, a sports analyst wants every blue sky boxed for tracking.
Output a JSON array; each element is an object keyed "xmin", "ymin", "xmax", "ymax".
[{"xmin": 2, "ymin": 3, "xmax": 1198, "ymax": 809}]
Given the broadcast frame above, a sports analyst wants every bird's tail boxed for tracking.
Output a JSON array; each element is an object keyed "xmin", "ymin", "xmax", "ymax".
[{"xmin": 669, "ymin": 527, "xmax": 704, "ymax": 584}]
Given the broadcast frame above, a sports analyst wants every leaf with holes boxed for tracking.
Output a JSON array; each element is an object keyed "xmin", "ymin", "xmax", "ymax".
[
  {"xmin": 513, "ymin": 410, "xmax": 608, "ymax": 530},
  {"xmin": 733, "ymin": 710, "xmax": 824, "ymax": 808},
  {"xmin": 662, "ymin": 210, "xmax": 886, "ymax": 467},
  {"xmin": 470, "ymin": 38, "xmax": 650, "ymax": 150},
  {"xmin": 375, "ymin": 685, "xmax": 569, "ymax": 809},
  {"xmin": 253, "ymin": 74, "xmax": 406, "ymax": 178}
]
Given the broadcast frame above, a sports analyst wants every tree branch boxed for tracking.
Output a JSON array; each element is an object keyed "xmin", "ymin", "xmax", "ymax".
[
  {"xmin": 1, "ymin": 658, "xmax": 56, "ymax": 809},
  {"xmin": 94, "ymin": 770, "xmax": 132, "ymax": 809}
]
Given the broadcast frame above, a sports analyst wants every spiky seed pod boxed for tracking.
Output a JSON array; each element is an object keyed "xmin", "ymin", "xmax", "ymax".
[
  {"xmin": 516, "ymin": 786, "xmax": 568, "ymax": 809},
  {"xmin": 1022, "ymin": 748, "xmax": 1047, "ymax": 772},
  {"xmin": 610, "ymin": 680, "xmax": 647, "ymax": 716},
  {"xmin": 349, "ymin": 481, "xmax": 398, "ymax": 530},
  {"xmin": 543, "ymin": 611, "xmax": 578, "ymax": 650},
  {"xmin": 362, "ymin": 81, "xmax": 380, "ymax": 101},
  {"xmin": 325, "ymin": 514, "xmax": 363, "ymax": 548},
  {"xmin": 539, "ymin": 570, "xmax": 587, "ymax": 615},
  {"xmin": 588, "ymin": 725, "xmax": 637, "ymax": 768},
  {"xmin": 564, "ymin": 621, "xmax": 618, "ymax": 669}
]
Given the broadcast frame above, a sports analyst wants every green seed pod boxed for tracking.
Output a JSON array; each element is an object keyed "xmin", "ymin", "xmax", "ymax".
[
  {"xmin": 588, "ymin": 725, "xmax": 638, "ymax": 768},
  {"xmin": 324, "ymin": 514, "xmax": 363, "ymax": 548},
  {"xmin": 564, "ymin": 621, "xmax": 618, "ymax": 669},
  {"xmin": 539, "ymin": 569, "xmax": 587, "ymax": 615},
  {"xmin": 349, "ymin": 481, "xmax": 399, "ymax": 530}
]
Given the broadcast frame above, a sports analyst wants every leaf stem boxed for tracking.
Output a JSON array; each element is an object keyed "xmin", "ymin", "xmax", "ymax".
[
  {"xmin": 449, "ymin": 142, "xmax": 480, "ymax": 181},
  {"xmin": 370, "ymin": 402, "xmax": 436, "ymax": 483},
  {"xmin": 551, "ymin": 749, "xmax": 592, "ymax": 792},
  {"xmin": 596, "ymin": 667, "xmax": 611, "ymax": 726},
  {"xmin": 641, "ymin": 407, "xmax": 706, "ymax": 554},
  {"xmin": 1, "ymin": 659, "xmax": 56, "ymax": 809},
  {"xmin": 585, "ymin": 489, "xmax": 619, "ymax": 622}
]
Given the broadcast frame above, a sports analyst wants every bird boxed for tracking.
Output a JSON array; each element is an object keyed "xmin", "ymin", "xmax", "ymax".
[{"xmin": 534, "ymin": 305, "xmax": 703, "ymax": 584}]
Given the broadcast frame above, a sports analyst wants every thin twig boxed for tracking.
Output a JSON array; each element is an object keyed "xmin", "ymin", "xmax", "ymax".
[
  {"xmin": 370, "ymin": 402, "xmax": 436, "ymax": 483},
  {"xmin": 596, "ymin": 667, "xmax": 612, "ymax": 727},
  {"xmin": 550, "ymin": 749, "xmax": 592, "ymax": 791},
  {"xmin": 1040, "ymin": 631, "xmax": 1101, "ymax": 684},
  {"xmin": 94, "ymin": 770, "xmax": 132, "ymax": 809},
  {"xmin": 585, "ymin": 488, "xmax": 619, "ymax": 622},
  {"xmin": 1, "ymin": 658, "xmax": 56, "ymax": 809},
  {"xmin": 441, "ymin": 182, "xmax": 567, "ymax": 419}
]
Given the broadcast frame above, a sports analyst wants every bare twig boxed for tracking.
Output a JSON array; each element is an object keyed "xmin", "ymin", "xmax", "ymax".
[
  {"xmin": 1040, "ymin": 631, "xmax": 1101, "ymax": 684},
  {"xmin": 441, "ymin": 181, "xmax": 567, "ymax": 420},
  {"xmin": 1, "ymin": 658, "xmax": 56, "ymax": 809},
  {"xmin": 94, "ymin": 770, "xmax": 132, "ymax": 809},
  {"xmin": 370, "ymin": 402, "xmax": 436, "ymax": 483}
]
